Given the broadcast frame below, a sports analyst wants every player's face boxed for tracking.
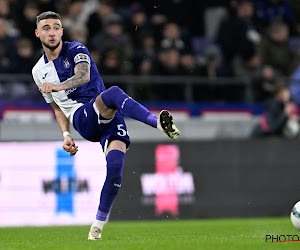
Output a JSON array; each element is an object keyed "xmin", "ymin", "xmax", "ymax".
[{"xmin": 35, "ymin": 18, "xmax": 63, "ymax": 51}]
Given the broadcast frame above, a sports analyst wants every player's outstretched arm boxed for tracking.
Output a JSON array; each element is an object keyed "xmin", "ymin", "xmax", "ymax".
[
  {"xmin": 50, "ymin": 101, "xmax": 78, "ymax": 156},
  {"xmin": 39, "ymin": 62, "xmax": 90, "ymax": 93},
  {"xmin": 57, "ymin": 62, "xmax": 90, "ymax": 91}
]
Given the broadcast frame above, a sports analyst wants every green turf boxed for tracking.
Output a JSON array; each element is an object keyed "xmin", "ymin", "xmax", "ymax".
[{"xmin": 0, "ymin": 217, "xmax": 299, "ymax": 249}]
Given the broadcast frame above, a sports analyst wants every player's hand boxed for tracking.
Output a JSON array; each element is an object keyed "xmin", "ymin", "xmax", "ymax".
[
  {"xmin": 39, "ymin": 82, "xmax": 59, "ymax": 93},
  {"xmin": 62, "ymin": 135, "xmax": 78, "ymax": 156}
]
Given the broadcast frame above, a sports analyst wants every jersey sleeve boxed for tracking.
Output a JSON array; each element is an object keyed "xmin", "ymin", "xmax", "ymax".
[
  {"xmin": 68, "ymin": 44, "xmax": 91, "ymax": 66},
  {"xmin": 32, "ymin": 71, "xmax": 54, "ymax": 103}
]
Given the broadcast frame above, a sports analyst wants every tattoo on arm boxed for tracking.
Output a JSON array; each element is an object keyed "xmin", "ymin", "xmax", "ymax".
[{"xmin": 58, "ymin": 62, "xmax": 90, "ymax": 90}]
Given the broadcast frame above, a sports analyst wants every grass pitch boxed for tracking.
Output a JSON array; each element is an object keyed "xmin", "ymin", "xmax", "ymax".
[{"xmin": 0, "ymin": 217, "xmax": 299, "ymax": 249}]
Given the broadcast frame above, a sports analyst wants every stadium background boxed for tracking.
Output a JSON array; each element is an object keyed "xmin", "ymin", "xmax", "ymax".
[{"xmin": 1, "ymin": 0, "xmax": 300, "ymax": 227}]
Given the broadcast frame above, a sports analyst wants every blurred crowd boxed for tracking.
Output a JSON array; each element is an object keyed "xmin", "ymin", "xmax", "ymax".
[{"xmin": 1, "ymin": 0, "xmax": 300, "ymax": 103}]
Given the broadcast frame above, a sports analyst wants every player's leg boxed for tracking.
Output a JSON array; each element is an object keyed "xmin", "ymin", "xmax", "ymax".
[
  {"xmin": 88, "ymin": 140, "xmax": 126, "ymax": 240},
  {"xmin": 95, "ymin": 86, "xmax": 180, "ymax": 140}
]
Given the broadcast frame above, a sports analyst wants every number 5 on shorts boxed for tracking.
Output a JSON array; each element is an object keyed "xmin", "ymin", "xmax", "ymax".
[{"xmin": 117, "ymin": 124, "xmax": 128, "ymax": 136}]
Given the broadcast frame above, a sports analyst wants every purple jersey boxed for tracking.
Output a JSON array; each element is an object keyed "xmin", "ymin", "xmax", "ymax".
[{"xmin": 32, "ymin": 41, "xmax": 106, "ymax": 122}]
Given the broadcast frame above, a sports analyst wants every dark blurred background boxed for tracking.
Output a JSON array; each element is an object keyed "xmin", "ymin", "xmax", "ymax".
[{"xmin": 1, "ymin": 0, "xmax": 300, "ymax": 104}]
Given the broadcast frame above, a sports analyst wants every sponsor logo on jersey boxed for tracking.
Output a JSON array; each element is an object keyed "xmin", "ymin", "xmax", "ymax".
[
  {"xmin": 63, "ymin": 58, "xmax": 70, "ymax": 69},
  {"xmin": 65, "ymin": 87, "xmax": 77, "ymax": 95},
  {"xmin": 76, "ymin": 45, "xmax": 85, "ymax": 49},
  {"xmin": 74, "ymin": 53, "xmax": 90, "ymax": 64},
  {"xmin": 42, "ymin": 72, "xmax": 48, "ymax": 79}
]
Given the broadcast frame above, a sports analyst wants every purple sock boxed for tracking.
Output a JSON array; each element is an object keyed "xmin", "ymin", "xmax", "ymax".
[
  {"xmin": 96, "ymin": 210, "xmax": 108, "ymax": 221},
  {"xmin": 145, "ymin": 113, "xmax": 158, "ymax": 128},
  {"xmin": 96, "ymin": 150, "xmax": 125, "ymax": 221},
  {"xmin": 101, "ymin": 86, "xmax": 158, "ymax": 128}
]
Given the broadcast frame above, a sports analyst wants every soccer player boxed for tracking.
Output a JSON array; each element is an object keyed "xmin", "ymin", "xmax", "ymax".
[{"xmin": 32, "ymin": 11, "xmax": 180, "ymax": 240}]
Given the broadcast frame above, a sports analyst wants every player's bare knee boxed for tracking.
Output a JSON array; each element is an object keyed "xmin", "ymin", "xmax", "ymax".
[
  {"xmin": 106, "ymin": 141, "xmax": 127, "ymax": 155},
  {"xmin": 95, "ymin": 94, "xmax": 116, "ymax": 119},
  {"xmin": 102, "ymin": 109, "xmax": 116, "ymax": 119}
]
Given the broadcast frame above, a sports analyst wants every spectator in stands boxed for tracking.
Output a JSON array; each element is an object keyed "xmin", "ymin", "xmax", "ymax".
[
  {"xmin": 233, "ymin": 46, "xmax": 260, "ymax": 77},
  {"xmin": 99, "ymin": 49, "xmax": 122, "ymax": 75},
  {"xmin": 134, "ymin": 57, "xmax": 155, "ymax": 101},
  {"xmin": 149, "ymin": 12, "xmax": 168, "ymax": 43},
  {"xmin": 159, "ymin": 22, "xmax": 190, "ymax": 53},
  {"xmin": 253, "ymin": 65, "xmax": 279, "ymax": 102},
  {"xmin": 132, "ymin": 32, "xmax": 156, "ymax": 72},
  {"xmin": 0, "ymin": 0, "xmax": 12, "ymax": 19},
  {"xmin": 91, "ymin": 14, "xmax": 133, "ymax": 74},
  {"xmin": 198, "ymin": 45, "xmax": 223, "ymax": 78},
  {"xmin": 142, "ymin": 0, "xmax": 205, "ymax": 36},
  {"xmin": 130, "ymin": 31, "xmax": 156, "ymax": 100},
  {"xmin": 9, "ymin": 38, "xmax": 39, "ymax": 99},
  {"xmin": 256, "ymin": 0, "xmax": 294, "ymax": 30},
  {"xmin": 137, "ymin": 57, "xmax": 153, "ymax": 75},
  {"xmin": 179, "ymin": 49, "xmax": 199, "ymax": 75},
  {"xmin": 127, "ymin": 3, "xmax": 152, "ymax": 50},
  {"xmin": 217, "ymin": 0, "xmax": 261, "ymax": 75},
  {"xmin": 90, "ymin": 48, "xmax": 101, "ymax": 70},
  {"xmin": 61, "ymin": 0, "xmax": 87, "ymax": 45},
  {"xmin": 154, "ymin": 47, "xmax": 182, "ymax": 76},
  {"xmin": 131, "ymin": 31, "xmax": 156, "ymax": 100},
  {"xmin": 11, "ymin": 38, "xmax": 36, "ymax": 74},
  {"xmin": 0, "ymin": 17, "xmax": 15, "ymax": 73},
  {"xmin": 68, "ymin": 21, "xmax": 87, "ymax": 44},
  {"xmin": 138, "ymin": 32, "xmax": 156, "ymax": 59},
  {"xmin": 252, "ymin": 83, "xmax": 299, "ymax": 138},
  {"xmin": 153, "ymin": 47, "xmax": 184, "ymax": 100},
  {"xmin": 232, "ymin": 45, "xmax": 279, "ymax": 101},
  {"xmin": 0, "ymin": 0, "xmax": 19, "ymax": 39},
  {"xmin": 258, "ymin": 20, "xmax": 292, "ymax": 76},
  {"xmin": 17, "ymin": 2, "xmax": 41, "ymax": 49},
  {"xmin": 86, "ymin": 0, "xmax": 115, "ymax": 41}
]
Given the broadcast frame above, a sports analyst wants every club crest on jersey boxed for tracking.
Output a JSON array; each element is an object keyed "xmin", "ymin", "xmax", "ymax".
[
  {"xmin": 63, "ymin": 58, "xmax": 70, "ymax": 69},
  {"xmin": 74, "ymin": 53, "xmax": 90, "ymax": 64}
]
